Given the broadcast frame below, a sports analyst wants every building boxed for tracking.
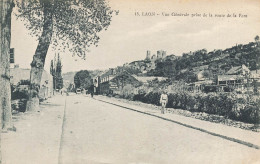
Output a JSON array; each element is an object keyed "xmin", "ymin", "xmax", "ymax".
[
  {"xmin": 145, "ymin": 50, "xmax": 167, "ymax": 62},
  {"xmin": 145, "ymin": 50, "xmax": 151, "ymax": 60},
  {"xmin": 9, "ymin": 48, "xmax": 53, "ymax": 99},
  {"xmin": 10, "ymin": 48, "xmax": 15, "ymax": 68},
  {"xmin": 157, "ymin": 50, "xmax": 163, "ymax": 59},
  {"xmin": 217, "ymin": 74, "xmax": 244, "ymax": 87},
  {"xmin": 162, "ymin": 51, "xmax": 166, "ymax": 59},
  {"xmin": 97, "ymin": 69, "xmax": 117, "ymax": 94},
  {"xmin": 151, "ymin": 54, "xmax": 157, "ymax": 62},
  {"xmin": 225, "ymin": 64, "xmax": 250, "ymax": 75},
  {"xmin": 217, "ymin": 65, "xmax": 250, "ymax": 92},
  {"xmin": 10, "ymin": 66, "xmax": 53, "ymax": 100}
]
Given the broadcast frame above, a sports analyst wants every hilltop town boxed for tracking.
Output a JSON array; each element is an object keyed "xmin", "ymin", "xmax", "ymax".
[{"xmin": 65, "ymin": 37, "xmax": 259, "ymax": 96}]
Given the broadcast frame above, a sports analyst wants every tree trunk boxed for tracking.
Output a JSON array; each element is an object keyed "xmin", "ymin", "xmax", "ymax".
[
  {"xmin": 26, "ymin": 2, "xmax": 53, "ymax": 111},
  {"xmin": 0, "ymin": 1, "xmax": 2, "ymax": 163},
  {"xmin": 0, "ymin": 0, "xmax": 14, "ymax": 162},
  {"xmin": 0, "ymin": 0, "xmax": 14, "ymax": 131}
]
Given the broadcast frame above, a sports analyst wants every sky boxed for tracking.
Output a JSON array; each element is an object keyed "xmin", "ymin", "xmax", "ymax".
[{"xmin": 11, "ymin": 0, "xmax": 260, "ymax": 73}]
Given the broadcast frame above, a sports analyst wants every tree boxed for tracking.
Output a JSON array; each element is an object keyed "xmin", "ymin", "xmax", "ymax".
[
  {"xmin": 255, "ymin": 35, "xmax": 259, "ymax": 42},
  {"xmin": 110, "ymin": 72, "xmax": 141, "ymax": 89},
  {"xmin": 176, "ymin": 71, "xmax": 198, "ymax": 83},
  {"xmin": 153, "ymin": 60, "xmax": 176, "ymax": 77},
  {"xmin": 74, "ymin": 70, "xmax": 92, "ymax": 89},
  {"xmin": 255, "ymin": 35, "xmax": 259, "ymax": 46},
  {"xmin": 0, "ymin": 0, "xmax": 15, "ymax": 162},
  {"xmin": 50, "ymin": 53, "xmax": 63, "ymax": 91},
  {"xmin": 50, "ymin": 58, "xmax": 55, "ymax": 94},
  {"xmin": 55, "ymin": 54, "xmax": 63, "ymax": 89},
  {"xmin": 0, "ymin": 0, "xmax": 15, "ymax": 133},
  {"xmin": 15, "ymin": 0, "xmax": 114, "ymax": 111}
]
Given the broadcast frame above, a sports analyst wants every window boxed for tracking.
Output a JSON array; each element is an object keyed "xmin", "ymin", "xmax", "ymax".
[
  {"xmin": 10, "ymin": 48, "xmax": 14, "ymax": 63},
  {"xmin": 219, "ymin": 81, "xmax": 226, "ymax": 85}
]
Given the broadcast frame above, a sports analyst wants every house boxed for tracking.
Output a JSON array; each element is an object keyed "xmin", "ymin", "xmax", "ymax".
[
  {"xmin": 217, "ymin": 65, "xmax": 250, "ymax": 92},
  {"xmin": 189, "ymin": 80, "xmax": 214, "ymax": 92},
  {"xmin": 250, "ymin": 70, "xmax": 260, "ymax": 81},
  {"xmin": 10, "ymin": 67, "xmax": 53, "ymax": 99},
  {"xmin": 225, "ymin": 64, "xmax": 250, "ymax": 75},
  {"xmin": 110, "ymin": 72, "xmax": 140, "ymax": 87},
  {"xmin": 250, "ymin": 69, "xmax": 260, "ymax": 93},
  {"xmin": 217, "ymin": 74, "xmax": 245, "ymax": 87},
  {"xmin": 97, "ymin": 69, "xmax": 117, "ymax": 94}
]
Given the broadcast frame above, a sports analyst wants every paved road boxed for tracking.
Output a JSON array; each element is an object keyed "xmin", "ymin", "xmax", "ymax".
[{"xmin": 58, "ymin": 95, "xmax": 259, "ymax": 164}]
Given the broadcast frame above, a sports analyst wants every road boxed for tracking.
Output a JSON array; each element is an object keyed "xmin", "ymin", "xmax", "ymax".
[{"xmin": 58, "ymin": 95, "xmax": 259, "ymax": 164}]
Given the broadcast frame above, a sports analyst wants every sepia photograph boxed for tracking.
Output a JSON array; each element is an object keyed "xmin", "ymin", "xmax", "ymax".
[{"xmin": 0, "ymin": 0, "xmax": 260, "ymax": 163}]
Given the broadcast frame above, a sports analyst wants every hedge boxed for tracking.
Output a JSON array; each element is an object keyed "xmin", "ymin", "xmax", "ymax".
[{"xmin": 132, "ymin": 91, "xmax": 259, "ymax": 124}]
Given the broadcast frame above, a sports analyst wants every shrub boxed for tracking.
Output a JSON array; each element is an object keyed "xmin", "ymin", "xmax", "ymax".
[
  {"xmin": 203, "ymin": 85, "xmax": 218, "ymax": 93},
  {"xmin": 145, "ymin": 92, "xmax": 160, "ymax": 106},
  {"xmin": 11, "ymin": 99, "xmax": 27, "ymax": 112},
  {"xmin": 133, "ymin": 93, "xmax": 145, "ymax": 102},
  {"xmin": 11, "ymin": 89, "xmax": 29, "ymax": 100},
  {"xmin": 240, "ymin": 101, "xmax": 260, "ymax": 124},
  {"xmin": 131, "ymin": 90, "xmax": 259, "ymax": 124},
  {"xmin": 223, "ymin": 86, "xmax": 234, "ymax": 92},
  {"xmin": 186, "ymin": 94, "xmax": 197, "ymax": 111},
  {"xmin": 166, "ymin": 93, "xmax": 175, "ymax": 108}
]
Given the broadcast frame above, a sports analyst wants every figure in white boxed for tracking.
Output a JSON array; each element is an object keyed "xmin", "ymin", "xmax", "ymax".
[{"xmin": 160, "ymin": 90, "xmax": 168, "ymax": 114}]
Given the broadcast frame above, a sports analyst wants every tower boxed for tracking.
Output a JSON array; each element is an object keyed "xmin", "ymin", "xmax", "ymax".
[
  {"xmin": 162, "ymin": 51, "xmax": 166, "ymax": 58},
  {"xmin": 146, "ymin": 50, "xmax": 151, "ymax": 60},
  {"xmin": 157, "ymin": 50, "xmax": 162, "ymax": 59}
]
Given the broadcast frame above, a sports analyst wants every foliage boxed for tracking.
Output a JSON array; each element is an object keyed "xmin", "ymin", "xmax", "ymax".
[
  {"xmin": 55, "ymin": 54, "xmax": 63, "ymax": 89},
  {"xmin": 203, "ymin": 85, "xmax": 218, "ymax": 93},
  {"xmin": 11, "ymin": 80, "xmax": 30, "ymax": 112},
  {"xmin": 131, "ymin": 90, "xmax": 259, "ymax": 124},
  {"xmin": 175, "ymin": 71, "xmax": 198, "ymax": 83},
  {"xmin": 150, "ymin": 60, "xmax": 176, "ymax": 77},
  {"xmin": 15, "ymin": 0, "xmax": 115, "ymax": 58},
  {"xmin": 110, "ymin": 72, "xmax": 142, "ymax": 88},
  {"xmin": 74, "ymin": 70, "xmax": 92, "ymax": 89},
  {"xmin": 11, "ymin": 80, "xmax": 29, "ymax": 100},
  {"xmin": 11, "ymin": 99, "xmax": 27, "ymax": 112},
  {"xmin": 147, "ymin": 36, "xmax": 260, "ymax": 80},
  {"xmin": 56, "ymin": 76, "xmax": 63, "ymax": 89},
  {"xmin": 11, "ymin": 89, "xmax": 29, "ymax": 100},
  {"xmin": 50, "ymin": 54, "xmax": 63, "ymax": 89},
  {"xmin": 240, "ymin": 104, "xmax": 259, "ymax": 124},
  {"xmin": 17, "ymin": 79, "xmax": 30, "ymax": 85}
]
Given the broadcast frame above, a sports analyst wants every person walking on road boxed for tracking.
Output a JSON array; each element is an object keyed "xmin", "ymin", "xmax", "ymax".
[
  {"xmin": 89, "ymin": 84, "xmax": 94, "ymax": 98},
  {"xmin": 160, "ymin": 90, "xmax": 168, "ymax": 114}
]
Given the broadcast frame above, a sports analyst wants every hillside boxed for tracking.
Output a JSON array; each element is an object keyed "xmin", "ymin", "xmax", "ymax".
[
  {"xmin": 63, "ymin": 37, "xmax": 259, "ymax": 84},
  {"xmin": 147, "ymin": 39, "xmax": 260, "ymax": 82}
]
